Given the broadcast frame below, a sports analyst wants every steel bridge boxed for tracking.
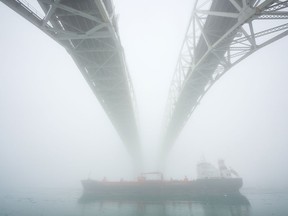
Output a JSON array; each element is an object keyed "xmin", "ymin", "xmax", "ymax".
[
  {"xmin": 0, "ymin": 0, "xmax": 140, "ymax": 159},
  {"xmin": 2, "ymin": 0, "xmax": 288, "ymax": 163},
  {"xmin": 163, "ymin": 0, "xmax": 288, "ymax": 153}
]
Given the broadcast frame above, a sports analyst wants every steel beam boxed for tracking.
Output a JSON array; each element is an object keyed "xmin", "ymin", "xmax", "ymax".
[
  {"xmin": 0, "ymin": 0, "xmax": 141, "ymax": 163},
  {"xmin": 163, "ymin": 0, "xmax": 288, "ymax": 154}
]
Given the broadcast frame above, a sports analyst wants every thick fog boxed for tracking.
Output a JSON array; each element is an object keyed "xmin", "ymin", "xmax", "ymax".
[{"xmin": 1, "ymin": 0, "xmax": 288, "ymax": 191}]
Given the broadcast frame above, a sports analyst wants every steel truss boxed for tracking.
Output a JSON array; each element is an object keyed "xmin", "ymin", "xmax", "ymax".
[
  {"xmin": 1, "ymin": 0, "xmax": 140, "ymax": 160},
  {"xmin": 163, "ymin": 0, "xmax": 288, "ymax": 152}
]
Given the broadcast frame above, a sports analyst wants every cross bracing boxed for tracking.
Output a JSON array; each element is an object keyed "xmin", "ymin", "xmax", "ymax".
[
  {"xmin": 1, "ymin": 0, "xmax": 140, "ymax": 159},
  {"xmin": 163, "ymin": 0, "xmax": 288, "ymax": 153}
]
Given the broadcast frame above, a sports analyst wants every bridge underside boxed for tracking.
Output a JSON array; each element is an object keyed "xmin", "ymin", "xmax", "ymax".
[
  {"xmin": 1, "ymin": 0, "xmax": 140, "ymax": 158},
  {"xmin": 163, "ymin": 0, "xmax": 288, "ymax": 152}
]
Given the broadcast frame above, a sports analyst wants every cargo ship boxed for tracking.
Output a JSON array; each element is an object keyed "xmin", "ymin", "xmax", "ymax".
[{"xmin": 81, "ymin": 160, "xmax": 242, "ymax": 200}]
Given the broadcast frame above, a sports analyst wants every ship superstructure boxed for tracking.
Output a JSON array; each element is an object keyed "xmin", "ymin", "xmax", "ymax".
[{"xmin": 197, "ymin": 159, "xmax": 239, "ymax": 179}]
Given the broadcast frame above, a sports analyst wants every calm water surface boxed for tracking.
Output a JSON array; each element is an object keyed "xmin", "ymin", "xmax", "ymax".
[{"xmin": 1, "ymin": 188, "xmax": 288, "ymax": 216}]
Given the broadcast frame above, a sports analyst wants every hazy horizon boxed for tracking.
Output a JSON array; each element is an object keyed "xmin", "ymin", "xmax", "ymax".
[{"xmin": 1, "ymin": 0, "xmax": 288, "ymax": 191}]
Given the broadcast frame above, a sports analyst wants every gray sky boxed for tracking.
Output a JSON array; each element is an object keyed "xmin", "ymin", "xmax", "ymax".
[{"xmin": 1, "ymin": 0, "xmax": 288, "ymax": 190}]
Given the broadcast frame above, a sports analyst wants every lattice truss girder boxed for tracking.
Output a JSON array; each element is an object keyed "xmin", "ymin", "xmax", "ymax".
[
  {"xmin": 164, "ymin": 0, "xmax": 288, "ymax": 149},
  {"xmin": 0, "ymin": 0, "xmax": 139, "ymax": 155}
]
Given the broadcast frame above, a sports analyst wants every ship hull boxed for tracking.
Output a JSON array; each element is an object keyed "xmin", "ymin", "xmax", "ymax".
[{"xmin": 81, "ymin": 178, "xmax": 243, "ymax": 200}]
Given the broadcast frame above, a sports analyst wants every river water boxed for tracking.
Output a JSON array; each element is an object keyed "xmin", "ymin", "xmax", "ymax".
[{"xmin": 1, "ymin": 187, "xmax": 288, "ymax": 216}]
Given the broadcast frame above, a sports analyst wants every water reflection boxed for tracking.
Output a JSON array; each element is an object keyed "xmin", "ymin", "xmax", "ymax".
[{"xmin": 78, "ymin": 194, "xmax": 250, "ymax": 216}]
